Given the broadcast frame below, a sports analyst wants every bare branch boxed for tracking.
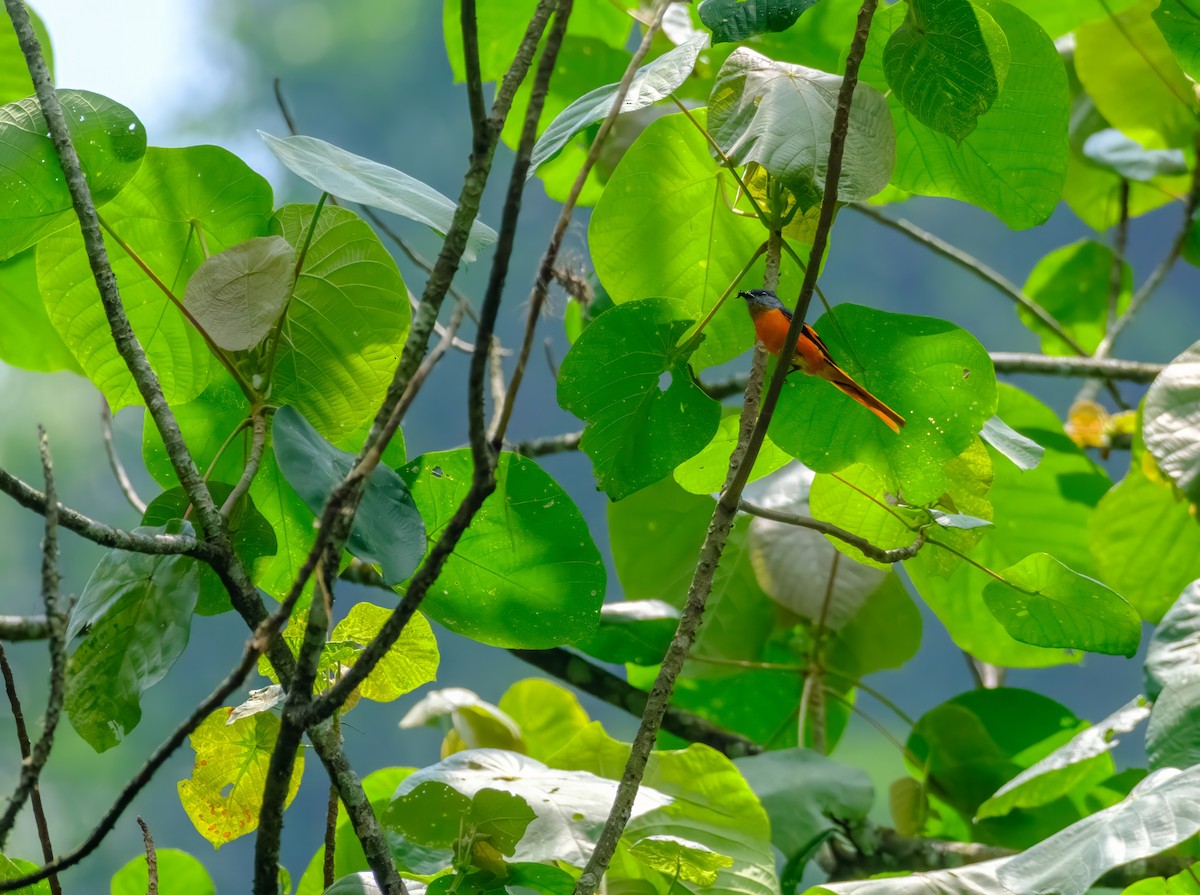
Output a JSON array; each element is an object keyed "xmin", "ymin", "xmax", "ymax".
[
  {"xmin": 100, "ymin": 399, "xmax": 146, "ymax": 514},
  {"xmin": 220, "ymin": 409, "xmax": 267, "ymax": 518},
  {"xmin": 0, "ymin": 615, "xmax": 50, "ymax": 642},
  {"xmin": 137, "ymin": 817, "xmax": 158, "ymax": 895},
  {"xmin": 512, "ymin": 430, "xmax": 582, "ymax": 457},
  {"xmin": 740, "ymin": 501, "xmax": 926, "ymax": 563}
]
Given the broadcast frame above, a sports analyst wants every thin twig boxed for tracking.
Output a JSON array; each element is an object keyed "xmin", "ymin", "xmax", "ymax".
[
  {"xmin": 219, "ymin": 409, "xmax": 267, "ymax": 518},
  {"xmin": 740, "ymin": 501, "xmax": 926, "ymax": 563},
  {"xmin": 487, "ymin": 336, "xmax": 507, "ymax": 440},
  {"xmin": 137, "ymin": 817, "xmax": 158, "ymax": 895},
  {"xmin": 100, "ymin": 398, "xmax": 146, "ymax": 514},
  {"xmin": 0, "ymin": 615, "xmax": 50, "ymax": 641},
  {"xmin": 1107, "ymin": 180, "xmax": 1131, "ymax": 334},
  {"xmin": 512, "ymin": 430, "xmax": 582, "ymax": 456},
  {"xmin": 324, "ymin": 779, "xmax": 339, "ymax": 890}
]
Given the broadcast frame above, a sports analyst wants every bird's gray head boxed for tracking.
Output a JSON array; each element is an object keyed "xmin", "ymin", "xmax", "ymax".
[{"xmin": 738, "ymin": 289, "xmax": 784, "ymax": 311}]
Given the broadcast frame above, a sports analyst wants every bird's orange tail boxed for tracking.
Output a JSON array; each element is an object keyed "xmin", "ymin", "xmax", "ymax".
[{"xmin": 823, "ymin": 366, "xmax": 905, "ymax": 433}]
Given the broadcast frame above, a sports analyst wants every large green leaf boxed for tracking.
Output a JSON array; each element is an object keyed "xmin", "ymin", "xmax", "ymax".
[
  {"xmin": 883, "ymin": 0, "xmax": 1010, "ymax": 143},
  {"xmin": 1146, "ymin": 580, "xmax": 1200, "ymax": 701},
  {"xmin": 399, "ymin": 450, "xmax": 605, "ymax": 648},
  {"xmin": 39, "ymin": 146, "xmax": 274, "ymax": 410},
  {"xmin": 1147, "ymin": 669, "xmax": 1200, "ymax": 770},
  {"xmin": 261, "ymin": 133, "xmax": 496, "ymax": 262},
  {"xmin": 588, "ymin": 110, "xmax": 804, "ymax": 369},
  {"xmin": 0, "ymin": 4, "xmax": 51, "ymax": 104},
  {"xmin": 1018, "ymin": 240, "xmax": 1132, "ymax": 356},
  {"xmin": 708, "ymin": 48, "xmax": 894, "ymax": 206},
  {"xmin": 1089, "ymin": 461, "xmax": 1200, "ymax": 623},
  {"xmin": 573, "ymin": 600, "xmax": 680, "ymax": 667},
  {"xmin": 184, "ymin": 235, "xmax": 294, "ymax": 351},
  {"xmin": 1155, "ymin": 0, "xmax": 1200, "ymax": 80},
  {"xmin": 699, "ymin": 0, "xmax": 819, "ymax": 43},
  {"xmin": 676, "ymin": 410, "xmax": 792, "ymax": 494},
  {"xmin": 982, "ymin": 553, "xmax": 1141, "ymax": 657},
  {"xmin": 862, "ymin": 0, "xmax": 1069, "ymax": 229},
  {"xmin": 497, "ymin": 678, "xmax": 592, "ymax": 763},
  {"xmin": 269, "ymin": 203, "xmax": 410, "ymax": 442},
  {"xmin": 768, "ymin": 304, "xmax": 997, "ymax": 505},
  {"xmin": 907, "ymin": 384, "xmax": 1108, "ymax": 668},
  {"xmin": 386, "ymin": 748, "xmax": 672, "ymax": 867},
  {"xmin": 977, "ymin": 697, "xmax": 1147, "ymax": 820},
  {"xmin": 1000, "ymin": 0, "xmax": 1141, "ymax": 37},
  {"xmin": 274, "ymin": 406, "xmax": 425, "ymax": 585},
  {"xmin": 530, "ymin": 34, "xmax": 710, "ymax": 175},
  {"xmin": 1076, "ymin": 0, "xmax": 1198, "ymax": 150},
  {"xmin": 0, "ymin": 247, "xmax": 79, "ymax": 372},
  {"xmin": 110, "ymin": 849, "xmax": 215, "ymax": 895},
  {"xmin": 64, "ymin": 524, "xmax": 199, "ymax": 752},
  {"xmin": 1145, "ymin": 341, "xmax": 1200, "ymax": 504},
  {"xmin": 554, "ymin": 724, "xmax": 779, "ymax": 895},
  {"xmin": 557, "ymin": 297, "xmax": 721, "ymax": 500},
  {"xmin": 0, "ymin": 89, "xmax": 145, "ymax": 259}
]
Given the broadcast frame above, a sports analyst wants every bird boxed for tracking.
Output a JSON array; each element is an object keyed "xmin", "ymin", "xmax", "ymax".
[{"xmin": 738, "ymin": 289, "xmax": 905, "ymax": 433}]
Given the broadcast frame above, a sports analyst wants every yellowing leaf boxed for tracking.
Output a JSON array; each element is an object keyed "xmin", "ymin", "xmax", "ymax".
[
  {"xmin": 177, "ymin": 708, "xmax": 303, "ymax": 848},
  {"xmin": 330, "ymin": 602, "xmax": 439, "ymax": 703}
]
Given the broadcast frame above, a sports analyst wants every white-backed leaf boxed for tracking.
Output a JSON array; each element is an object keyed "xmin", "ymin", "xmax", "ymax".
[{"xmin": 185, "ymin": 236, "xmax": 295, "ymax": 351}]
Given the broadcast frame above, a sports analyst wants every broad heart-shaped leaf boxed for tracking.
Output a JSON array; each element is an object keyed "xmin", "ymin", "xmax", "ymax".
[
  {"xmin": 709, "ymin": 48, "xmax": 894, "ymax": 206},
  {"xmin": 0, "ymin": 5, "xmax": 51, "ymax": 104},
  {"xmin": 110, "ymin": 848, "xmax": 215, "ymax": 895},
  {"xmin": 387, "ymin": 748, "xmax": 673, "ymax": 867},
  {"xmin": 768, "ymin": 304, "xmax": 996, "ymax": 506},
  {"xmin": 573, "ymin": 599, "xmax": 680, "ymax": 666},
  {"xmin": 260, "ymin": 132, "xmax": 496, "ymax": 262},
  {"xmin": 860, "ymin": 0, "xmax": 1068, "ymax": 229},
  {"xmin": 588, "ymin": 110, "xmax": 805, "ymax": 370},
  {"xmin": 0, "ymin": 89, "xmax": 145, "ymax": 260},
  {"xmin": 399, "ymin": 450, "xmax": 605, "ymax": 648},
  {"xmin": 178, "ymin": 707, "xmax": 303, "ymax": 848},
  {"xmin": 269, "ymin": 204, "xmax": 411, "ymax": 443},
  {"xmin": 906, "ymin": 384, "xmax": 1106, "ymax": 667},
  {"xmin": 273, "ymin": 405, "xmax": 425, "ymax": 585},
  {"xmin": 1146, "ymin": 580, "xmax": 1200, "ymax": 701},
  {"xmin": 629, "ymin": 836, "xmax": 733, "ymax": 886},
  {"xmin": 1145, "ymin": 341, "xmax": 1200, "ymax": 504},
  {"xmin": 141, "ymin": 484, "xmax": 277, "ymax": 616},
  {"xmin": 0, "ymin": 247, "xmax": 80, "ymax": 372},
  {"xmin": 907, "ymin": 689, "xmax": 1095, "ymax": 846},
  {"xmin": 184, "ymin": 235, "xmax": 294, "ymax": 351},
  {"xmin": 1089, "ymin": 460, "xmax": 1200, "ymax": 623},
  {"xmin": 982, "ymin": 553, "xmax": 1141, "ymax": 657},
  {"xmin": 39, "ymin": 146, "xmax": 274, "ymax": 410},
  {"xmin": 675, "ymin": 410, "xmax": 793, "ymax": 494},
  {"xmin": 1076, "ymin": 0, "xmax": 1198, "ymax": 150},
  {"xmin": 554, "ymin": 723, "xmax": 780, "ymax": 895},
  {"xmin": 1155, "ymin": 0, "xmax": 1200, "ymax": 80},
  {"xmin": 64, "ymin": 525, "xmax": 199, "ymax": 752},
  {"xmin": 977, "ymin": 697, "xmax": 1148, "ymax": 821},
  {"xmin": 1018, "ymin": 240, "xmax": 1132, "ymax": 356},
  {"xmin": 699, "ymin": 0, "xmax": 819, "ymax": 43},
  {"xmin": 557, "ymin": 298, "xmax": 721, "ymax": 500},
  {"xmin": 530, "ymin": 34, "xmax": 710, "ymax": 175},
  {"xmin": 1083, "ymin": 129, "xmax": 1188, "ymax": 182},
  {"xmin": 883, "ymin": 0, "xmax": 1011, "ymax": 143},
  {"xmin": 734, "ymin": 749, "xmax": 873, "ymax": 866}
]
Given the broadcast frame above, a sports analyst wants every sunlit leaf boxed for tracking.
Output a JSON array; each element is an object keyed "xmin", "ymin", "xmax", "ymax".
[
  {"xmin": 675, "ymin": 410, "xmax": 792, "ymax": 495},
  {"xmin": 184, "ymin": 235, "xmax": 295, "ymax": 351},
  {"xmin": 629, "ymin": 835, "xmax": 733, "ymax": 886},
  {"xmin": 497, "ymin": 679, "xmax": 591, "ymax": 764},
  {"xmin": 1018, "ymin": 240, "xmax": 1131, "ymax": 356},
  {"xmin": 110, "ymin": 849, "xmax": 215, "ymax": 895},
  {"xmin": 557, "ymin": 297, "xmax": 721, "ymax": 500},
  {"xmin": 980, "ymin": 415, "xmax": 1042, "ymax": 470},
  {"xmin": 1145, "ymin": 579, "xmax": 1200, "ymax": 701},
  {"xmin": 400, "ymin": 687, "xmax": 524, "ymax": 756},
  {"xmin": 1147, "ymin": 669, "xmax": 1200, "ymax": 771},
  {"xmin": 1145, "ymin": 341, "xmax": 1200, "ymax": 503},
  {"xmin": 329, "ymin": 601, "xmax": 439, "ymax": 703},
  {"xmin": 1155, "ymin": 0, "xmax": 1200, "ymax": 80},
  {"xmin": 573, "ymin": 599, "xmax": 680, "ymax": 666},
  {"xmin": 0, "ymin": 4, "xmax": 51, "ymax": 104},
  {"xmin": 0, "ymin": 247, "xmax": 80, "ymax": 372},
  {"xmin": 399, "ymin": 450, "xmax": 605, "ymax": 648},
  {"xmin": 178, "ymin": 707, "xmax": 303, "ymax": 848}
]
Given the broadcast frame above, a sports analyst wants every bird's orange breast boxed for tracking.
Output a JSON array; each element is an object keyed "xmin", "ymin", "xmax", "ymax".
[{"xmin": 751, "ymin": 309, "xmax": 822, "ymax": 372}]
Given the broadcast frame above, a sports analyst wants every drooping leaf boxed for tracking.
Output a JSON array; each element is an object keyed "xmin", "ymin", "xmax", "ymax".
[
  {"xmin": 1075, "ymin": 0, "xmax": 1198, "ymax": 150},
  {"xmin": 1145, "ymin": 341, "xmax": 1200, "ymax": 504},
  {"xmin": 530, "ymin": 34, "xmax": 710, "ymax": 175},
  {"xmin": 1155, "ymin": 0, "xmax": 1200, "ymax": 80},
  {"xmin": 64, "ymin": 525, "xmax": 200, "ymax": 752},
  {"xmin": 734, "ymin": 749, "xmax": 873, "ymax": 865},
  {"xmin": 400, "ymin": 687, "xmax": 525, "ymax": 755},
  {"xmin": 39, "ymin": 146, "xmax": 274, "ymax": 409},
  {"xmin": 883, "ymin": 0, "xmax": 1010, "ymax": 143},
  {"xmin": 1082, "ymin": 129, "xmax": 1189, "ymax": 181},
  {"xmin": 399, "ymin": 450, "xmax": 605, "ymax": 648},
  {"xmin": 178, "ymin": 707, "xmax": 303, "ymax": 848},
  {"xmin": 268, "ymin": 203, "xmax": 411, "ymax": 443},
  {"xmin": 588, "ymin": 110, "xmax": 804, "ymax": 369},
  {"xmin": 184, "ymin": 235, "xmax": 295, "ymax": 351},
  {"xmin": 0, "ymin": 89, "xmax": 145, "ymax": 260},
  {"xmin": 629, "ymin": 836, "xmax": 733, "ymax": 886},
  {"xmin": 977, "ymin": 697, "xmax": 1149, "ymax": 820},
  {"xmin": 982, "ymin": 553, "xmax": 1141, "ymax": 657},
  {"xmin": 260, "ymin": 132, "xmax": 496, "ymax": 262},
  {"xmin": 574, "ymin": 600, "xmax": 680, "ymax": 667},
  {"xmin": 699, "ymin": 0, "xmax": 819, "ymax": 42},
  {"xmin": 557, "ymin": 297, "xmax": 721, "ymax": 501},
  {"xmin": 1145, "ymin": 579, "xmax": 1200, "ymax": 701},
  {"xmin": 1089, "ymin": 461, "xmax": 1200, "ymax": 623},
  {"xmin": 708, "ymin": 48, "xmax": 894, "ymax": 206},
  {"xmin": 273, "ymin": 405, "xmax": 425, "ymax": 585},
  {"xmin": 0, "ymin": 247, "xmax": 80, "ymax": 372},
  {"xmin": 226, "ymin": 685, "xmax": 283, "ymax": 725},
  {"xmin": 385, "ymin": 748, "xmax": 672, "ymax": 867},
  {"xmin": 769, "ymin": 304, "xmax": 997, "ymax": 505},
  {"xmin": 861, "ymin": 0, "xmax": 1069, "ymax": 229},
  {"xmin": 110, "ymin": 849, "xmax": 215, "ymax": 895},
  {"xmin": 1018, "ymin": 240, "xmax": 1132, "ymax": 356}
]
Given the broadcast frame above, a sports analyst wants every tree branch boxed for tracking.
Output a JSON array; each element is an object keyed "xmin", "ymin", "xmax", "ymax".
[
  {"xmin": 100, "ymin": 398, "xmax": 146, "ymax": 514},
  {"xmin": 0, "ymin": 615, "xmax": 50, "ymax": 642},
  {"xmin": 136, "ymin": 817, "xmax": 158, "ymax": 895},
  {"xmin": 219, "ymin": 408, "xmax": 267, "ymax": 519},
  {"xmin": 740, "ymin": 501, "xmax": 926, "ymax": 563}
]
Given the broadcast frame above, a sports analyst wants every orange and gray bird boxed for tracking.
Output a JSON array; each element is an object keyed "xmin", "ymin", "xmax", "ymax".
[{"xmin": 738, "ymin": 289, "xmax": 905, "ymax": 433}]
